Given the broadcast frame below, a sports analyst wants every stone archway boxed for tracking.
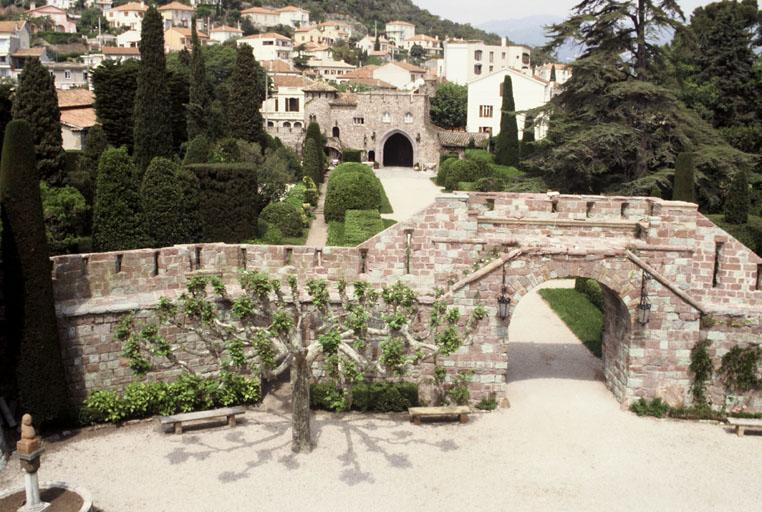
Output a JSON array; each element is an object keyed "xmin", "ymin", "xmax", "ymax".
[{"xmin": 382, "ymin": 131, "xmax": 414, "ymax": 167}]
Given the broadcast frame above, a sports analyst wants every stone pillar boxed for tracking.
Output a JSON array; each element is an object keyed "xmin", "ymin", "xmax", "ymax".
[{"xmin": 16, "ymin": 414, "xmax": 49, "ymax": 512}]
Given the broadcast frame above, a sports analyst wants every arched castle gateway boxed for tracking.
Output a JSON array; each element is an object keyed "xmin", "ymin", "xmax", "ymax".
[{"xmin": 51, "ymin": 193, "xmax": 762, "ymax": 411}]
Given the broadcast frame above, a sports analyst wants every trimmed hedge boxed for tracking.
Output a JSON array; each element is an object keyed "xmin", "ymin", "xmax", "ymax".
[
  {"xmin": 442, "ymin": 159, "xmax": 482, "ymax": 191},
  {"xmin": 343, "ymin": 148, "xmax": 362, "ymax": 162},
  {"xmin": 183, "ymin": 134, "xmax": 210, "ymax": 165},
  {"xmin": 311, "ymin": 381, "xmax": 419, "ymax": 412},
  {"xmin": 141, "ymin": 157, "xmax": 185, "ymax": 247},
  {"xmin": 474, "ymin": 176, "xmax": 504, "ymax": 192},
  {"xmin": 574, "ymin": 278, "xmax": 604, "ymax": 312},
  {"xmin": 185, "ymin": 163, "xmax": 259, "ymax": 243},
  {"xmin": 260, "ymin": 201, "xmax": 303, "ymax": 237},
  {"xmin": 324, "ymin": 166, "xmax": 382, "ymax": 221},
  {"xmin": 328, "ymin": 209, "xmax": 386, "ymax": 246}
]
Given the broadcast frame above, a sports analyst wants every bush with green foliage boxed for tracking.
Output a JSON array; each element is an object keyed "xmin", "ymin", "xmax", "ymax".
[
  {"xmin": 724, "ymin": 170, "xmax": 750, "ymax": 225},
  {"xmin": 574, "ymin": 278, "xmax": 604, "ymax": 311},
  {"xmin": 436, "ymin": 157, "xmax": 458, "ymax": 186},
  {"xmin": 343, "ymin": 148, "xmax": 362, "ymax": 162},
  {"xmin": 310, "ymin": 381, "xmax": 419, "ymax": 412},
  {"xmin": 324, "ymin": 170, "xmax": 382, "ymax": 221},
  {"xmin": 672, "ymin": 152, "xmax": 696, "ymax": 202},
  {"xmin": 442, "ymin": 159, "xmax": 482, "ymax": 191},
  {"xmin": 68, "ymin": 125, "xmax": 108, "ymax": 206},
  {"xmin": 302, "ymin": 176, "xmax": 318, "ymax": 206},
  {"xmin": 446, "ymin": 370, "xmax": 474, "ymax": 405},
  {"xmin": 718, "ymin": 344, "xmax": 760, "ymax": 393},
  {"xmin": 474, "ymin": 177, "xmax": 504, "ymax": 192},
  {"xmin": 183, "ymin": 134, "xmax": 211, "ymax": 165},
  {"xmin": 689, "ymin": 339, "xmax": 714, "ymax": 406},
  {"xmin": 260, "ymin": 201, "xmax": 303, "ymax": 237},
  {"xmin": 92, "ymin": 60, "xmax": 139, "ymax": 150},
  {"xmin": 430, "ymin": 82, "xmax": 468, "ymax": 129},
  {"xmin": 475, "ymin": 396, "xmax": 498, "ymax": 410},
  {"xmin": 176, "ymin": 165, "xmax": 202, "ymax": 244},
  {"xmin": 629, "ymin": 397, "xmax": 670, "ymax": 418},
  {"xmin": 328, "ymin": 209, "xmax": 387, "ymax": 246},
  {"xmin": 40, "ymin": 182, "xmax": 90, "ymax": 254},
  {"xmin": 81, "ymin": 372, "xmax": 261, "ymax": 424},
  {"xmin": 141, "ymin": 158, "xmax": 185, "ymax": 247},
  {"xmin": 92, "ymin": 147, "xmax": 147, "ymax": 251},
  {"xmin": 0, "ymin": 120, "xmax": 71, "ymax": 425},
  {"xmin": 302, "ymin": 137, "xmax": 324, "ymax": 185},
  {"xmin": 185, "ymin": 162, "xmax": 259, "ymax": 243}
]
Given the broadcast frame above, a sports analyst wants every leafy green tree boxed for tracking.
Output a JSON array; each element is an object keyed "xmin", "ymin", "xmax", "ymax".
[
  {"xmin": 187, "ymin": 17, "xmax": 212, "ymax": 140},
  {"xmin": 119, "ymin": 274, "xmax": 487, "ymax": 452},
  {"xmin": 672, "ymin": 152, "xmax": 695, "ymax": 202},
  {"xmin": 228, "ymin": 45, "xmax": 267, "ymax": 148},
  {"xmin": 724, "ymin": 170, "xmax": 750, "ymax": 225},
  {"xmin": 494, "ymin": 75, "xmax": 520, "ymax": 166},
  {"xmin": 92, "ymin": 60, "xmax": 139, "ymax": 150},
  {"xmin": 374, "ymin": 33, "xmax": 381, "ymax": 51},
  {"xmin": 141, "ymin": 158, "xmax": 185, "ymax": 247},
  {"xmin": 12, "ymin": 58, "xmax": 65, "ymax": 183},
  {"xmin": 40, "ymin": 182, "xmax": 89, "ymax": 254},
  {"xmin": 133, "ymin": 5, "xmax": 173, "ymax": 171},
  {"xmin": 254, "ymin": 148, "xmax": 290, "ymax": 215},
  {"xmin": 92, "ymin": 147, "xmax": 146, "ymax": 251},
  {"xmin": 0, "ymin": 120, "xmax": 71, "ymax": 425},
  {"xmin": 167, "ymin": 69, "xmax": 190, "ymax": 154},
  {"xmin": 409, "ymin": 43, "xmax": 425, "ymax": 64},
  {"xmin": 77, "ymin": 7, "xmax": 105, "ymax": 35},
  {"xmin": 430, "ymin": 82, "xmax": 467, "ymax": 130}
]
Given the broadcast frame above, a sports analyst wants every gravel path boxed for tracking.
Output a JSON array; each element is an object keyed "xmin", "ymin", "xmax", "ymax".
[
  {"xmin": 304, "ymin": 178, "xmax": 329, "ymax": 247},
  {"xmin": 374, "ymin": 167, "xmax": 442, "ymax": 222},
  {"xmin": 2, "ymin": 282, "xmax": 760, "ymax": 511}
]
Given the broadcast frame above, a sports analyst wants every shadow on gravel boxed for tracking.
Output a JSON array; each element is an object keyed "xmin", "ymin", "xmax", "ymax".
[{"xmin": 506, "ymin": 342, "xmax": 605, "ymax": 383}]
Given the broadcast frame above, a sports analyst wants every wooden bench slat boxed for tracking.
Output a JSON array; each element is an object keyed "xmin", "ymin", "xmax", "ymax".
[
  {"xmin": 159, "ymin": 406, "xmax": 246, "ymax": 424},
  {"xmin": 408, "ymin": 406, "xmax": 470, "ymax": 416},
  {"xmin": 726, "ymin": 417, "xmax": 762, "ymax": 426}
]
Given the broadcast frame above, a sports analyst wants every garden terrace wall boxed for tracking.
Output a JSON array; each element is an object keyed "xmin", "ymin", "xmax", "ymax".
[{"xmin": 49, "ymin": 192, "xmax": 762, "ymax": 408}]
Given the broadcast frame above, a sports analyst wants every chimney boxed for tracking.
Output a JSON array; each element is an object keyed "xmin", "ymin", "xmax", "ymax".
[{"xmin": 501, "ymin": 37, "xmax": 507, "ymax": 47}]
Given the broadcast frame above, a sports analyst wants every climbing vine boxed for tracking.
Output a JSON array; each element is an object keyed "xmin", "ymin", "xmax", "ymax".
[
  {"xmin": 688, "ymin": 340, "xmax": 714, "ymax": 406},
  {"xmin": 718, "ymin": 345, "xmax": 761, "ymax": 394}
]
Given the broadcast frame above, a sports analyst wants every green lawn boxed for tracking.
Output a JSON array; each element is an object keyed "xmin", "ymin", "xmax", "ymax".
[
  {"xmin": 327, "ymin": 210, "xmax": 396, "ymax": 246},
  {"xmin": 538, "ymin": 288, "xmax": 604, "ymax": 358}
]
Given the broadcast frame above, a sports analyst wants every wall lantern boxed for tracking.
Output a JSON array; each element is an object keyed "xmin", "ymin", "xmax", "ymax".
[
  {"xmin": 638, "ymin": 270, "xmax": 652, "ymax": 325},
  {"xmin": 497, "ymin": 264, "xmax": 511, "ymax": 320},
  {"xmin": 363, "ymin": 134, "xmax": 368, "ymax": 146},
  {"xmin": 371, "ymin": 131, "xmax": 376, "ymax": 141},
  {"xmin": 416, "ymin": 133, "xmax": 421, "ymax": 143}
]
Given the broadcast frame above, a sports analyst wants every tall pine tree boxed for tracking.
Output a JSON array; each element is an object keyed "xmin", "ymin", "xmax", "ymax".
[
  {"xmin": 494, "ymin": 75, "xmax": 520, "ymax": 167},
  {"xmin": 228, "ymin": 44, "xmax": 267, "ymax": 148},
  {"xmin": 133, "ymin": 5, "xmax": 173, "ymax": 171},
  {"xmin": 187, "ymin": 16, "xmax": 211, "ymax": 140},
  {"xmin": 92, "ymin": 59, "xmax": 139, "ymax": 150},
  {"xmin": 12, "ymin": 58, "xmax": 65, "ymax": 183},
  {"xmin": 672, "ymin": 152, "xmax": 695, "ymax": 203},
  {"xmin": 724, "ymin": 170, "xmax": 750, "ymax": 225}
]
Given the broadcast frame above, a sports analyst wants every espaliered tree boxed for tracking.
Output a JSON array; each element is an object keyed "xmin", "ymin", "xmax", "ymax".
[
  {"xmin": 494, "ymin": 75, "xmax": 520, "ymax": 166},
  {"xmin": 92, "ymin": 147, "xmax": 146, "ymax": 251},
  {"xmin": 11, "ymin": 58, "xmax": 65, "ymax": 183},
  {"xmin": 133, "ymin": 5, "xmax": 173, "ymax": 171},
  {"xmin": 186, "ymin": 17, "xmax": 211, "ymax": 141},
  {"xmin": 724, "ymin": 170, "xmax": 749, "ymax": 225},
  {"xmin": 0, "ymin": 120, "xmax": 70, "ymax": 424},
  {"xmin": 141, "ymin": 157, "xmax": 184, "ymax": 247},
  {"xmin": 229, "ymin": 44, "xmax": 267, "ymax": 148},
  {"xmin": 119, "ymin": 274, "xmax": 487, "ymax": 453},
  {"xmin": 672, "ymin": 151, "xmax": 695, "ymax": 202}
]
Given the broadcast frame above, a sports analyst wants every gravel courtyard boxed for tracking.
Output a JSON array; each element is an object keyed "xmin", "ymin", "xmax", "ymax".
[
  {"xmin": 2, "ymin": 285, "xmax": 760, "ymax": 512},
  {"xmin": 374, "ymin": 166, "xmax": 442, "ymax": 222}
]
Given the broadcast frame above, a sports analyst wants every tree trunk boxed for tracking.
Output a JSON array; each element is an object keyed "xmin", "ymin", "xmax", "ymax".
[
  {"xmin": 291, "ymin": 350, "xmax": 312, "ymax": 453},
  {"xmin": 636, "ymin": 0, "xmax": 647, "ymax": 79}
]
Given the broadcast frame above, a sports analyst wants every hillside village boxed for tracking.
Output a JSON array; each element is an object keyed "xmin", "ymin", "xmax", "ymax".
[{"xmin": 0, "ymin": 1, "xmax": 569, "ymax": 158}]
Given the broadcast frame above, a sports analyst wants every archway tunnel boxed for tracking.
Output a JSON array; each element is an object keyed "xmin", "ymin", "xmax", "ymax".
[{"xmin": 383, "ymin": 132, "xmax": 414, "ymax": 167}]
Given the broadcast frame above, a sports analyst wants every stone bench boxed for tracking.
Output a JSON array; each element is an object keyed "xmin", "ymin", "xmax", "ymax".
[
  {"xmin": 408, "ymin": 406, "xmax": 470, "ymax": 425},
  {"xmin": 726, "ymin": 417, "xmax": 762, "ymax": 437},
  {"xmin": 159, "ymin": 406, "xmax": 246, "ymax": 434}
]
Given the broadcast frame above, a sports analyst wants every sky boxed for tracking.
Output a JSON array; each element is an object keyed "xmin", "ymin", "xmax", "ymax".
[{"xmin": 411, "ymin": 0, "xmax": 717, "ymax": 25}]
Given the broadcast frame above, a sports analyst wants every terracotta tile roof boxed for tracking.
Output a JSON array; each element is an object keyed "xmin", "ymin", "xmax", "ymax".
[
  {"xmin": 241, "ymin": 6, "xmax": 277, "ymax": 14},
  {"xmin": 329, "ymin": 93, "xmax": 357, "ymax": 106},
  {"xmin": 159, "ymin": 1, "xmax": 194, "ymax": 11},
  {"xmin": 103, "ymin": 46, "xmax": 140, "ymax": 55},
  {"xmin": 240, "ymin": 32, "xmax": 292, "ymax": 41},
  {"xmin": 166, "ymin": 27, "xmax": 209, "ymax": 38},
  {"xmin": 342, "ymin": 64, "xmax": 378, "ymax": 79},
  {"xmin": 305, "ymin": 59, "xmax": 355, "ymax": 69},
  {"xmin": 387, "ymin": 20, "xmax": 414, "ymax": 26},
  {"xmin": 211, "ymin": 25, "xmax": 242, "ymax": 33},
  {"xmin": 437, "ymin": 131, "xmax": 489, "ymax": 148},
  {"xmin": 277, "ymin": 5, "xmax": 304, "ymax": 12},
  {"xmin": 45, "ymin": 62, "xmax": 89, "ymax": 70},
  {"xmin": 392, "ymin": 61, "xmax": 426, "ymax": 73},
  {"xmin": 346, "ymin": 77, "xmax": 396, "ymax": 90},
  {"xmin": 111, "ymin": 2, "xmax": 147, "ymax": 12},
  {"xmin": 28, "ymin": 5, "xmax": 66, "ymax": 13},
  {"xmin": 302, "ymin": 81, "xmax": 337, "ymax": 92},
  {"xmin": 260, "ymin": 59, "xmax": 297, "ymax": 73},
  {"xmin": 60, "ymin": 108, "xmax": 97, "ymax": 130},
  {"xmin": 57, "ymin": 89, "xmax": 94, "ymax": 109},
  {"xmin": 302, "ymin": 42, "xmax": 331, "ymax": 52},
  {"xmin": 406, "ymin": 34, "xmax": 438, "ymax": 42},
  {"xmin": 272, "ymin": 74, "xmax": 313, "ymax": 88},
  {"xmin": 11, "ymin": 47, "xmax": 45, "ymax": 57},
  {"xmin": 0, "ymin": 20, "xmax": 25, "ymax": 33}
]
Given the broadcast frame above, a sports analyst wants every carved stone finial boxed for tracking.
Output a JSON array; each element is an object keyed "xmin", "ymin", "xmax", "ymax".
[
  {"xmin": 17, "ymin": 413, "xmax": 41, "ymax": 456},
  {"xmin": 20, "ymin": 414, "xmax": 35, "ymax": 439}
]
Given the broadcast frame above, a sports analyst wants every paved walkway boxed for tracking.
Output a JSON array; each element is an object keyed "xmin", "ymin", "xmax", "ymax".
[
  {"xmin": 374, "ymin": 166, "xmax": 442, "ymax": 223},
  {"xmin": 3, "ymin": 281, "xmax": 760, "ymax": 511},
  {"xmin": 304, "ymin": 178, "xmax": 329, "ymax": 247}
]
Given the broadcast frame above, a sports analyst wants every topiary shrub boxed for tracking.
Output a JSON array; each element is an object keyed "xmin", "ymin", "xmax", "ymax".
[
  {"xmin": 0, "ymin": 120, "xmax": 71, "ymax": 425},
  {"xmin": 436, "ymin": 157, "xmax": 458, "ymax": 186},
  {"xmin": 443, "ymin": 159, "xmax": 480, "ymax": 191},
  {"xmin": 302, "ymin": 137, "xmax": 324, "ymax": 185},
  {"xmin": 183, "ymin": 134, "xmax": 210, "ymax": 165},
  {"xmin": 324, "ymin": 170, "xmax": 382, "ymax": 221},
  {"xmin": 141, "ymin": 157, "xmax": 184, "ymax": 248},
  {"xmin": 302, "ymin": 176, "xmax": 318, "ymax": 206},
  {"xmin": 343, "ymin": 148, "xmax": 362, "ymax": 162},
  {"xmin": 176, "ymin": 165, "xmax": 202, "ymax": 244},
  {"xmin": 185, "ymin": 162, "xmax": 259, "ymax": 243},
  {"xmin": 575, "ymin": 277, "xmax": 604, "ymax": 312},
  {"xmin": 474, "ymin": 176, "xmax": 504, "ymax": 192},
  {"xmin": 260, "ymin": 201, "xmax": 304, "ymax": 237}
]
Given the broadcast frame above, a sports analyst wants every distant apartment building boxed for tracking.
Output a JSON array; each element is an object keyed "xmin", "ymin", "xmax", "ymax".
[
  {"xmin": 105, "ymin": 2, "xmax": 148, "ymax": 31},
  {"xmin": 116, "ymin": 29, "xmax": 141, "ymax": 48},
  {"xmin": 165, "ymin": 27, "xmax": 208, "ymax": 52},
  {"xmin": 294, "ymin": 20, "xmax": 354, "ymax": 46},
  {"xmin": 385, "ymin": 20, "xmax": 415, "ymax": 45},
  {"xmin": 356, "ymin": 34, "xmax": 390, "ymax": 54},
  {"xmin": 241, "ymin": 4, "xmax": 309, "ymax": 28},
  {"xmin": 47, "ymin": 62, "xmax": 90, "ymax": 90},
  {"xmin": 82, "ymin": 46, "xmax": 141, "ymax": 67},
  {"xmin": 535, "ymin": 62, "xmax": 572, "ymax": 85},
  {"xmin": 0, "ymin": 21, "xmax": 30, "ymax": 78},
  {"xmin": 158, "ymin": 2, "xmax": 194, "ymax": 30},
  {"xmin": 303, "ymin": 59, "xmax": 355, "ymax": 78},
  {"xmin": 444, "ymin": 38, "xmax": 531, "ymax": 85},
  {"xmin": 466, "ymin": 67, "xmax": 552, "ymax": 139},
  {"xmin": 209, "ymin": 25, "xmax": 242, "ymax": 44},
  {"xmin": 237, "ymin": 32, "xmax": 293, "ymax": 61},
  {"xmin": 27, "ymin": 4, "xmax": 77, "ymax": 33},
  {"xmin": 401, "ymin": 34, "xmax": 441, "ymax": 56}
]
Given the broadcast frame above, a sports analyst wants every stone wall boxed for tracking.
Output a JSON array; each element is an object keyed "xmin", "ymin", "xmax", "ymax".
[{"xmin": 49, "ymin": 192, "xmax": 762, "ymax": 408}]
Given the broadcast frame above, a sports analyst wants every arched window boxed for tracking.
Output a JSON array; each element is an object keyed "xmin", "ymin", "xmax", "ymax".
[
  {"xmin": 293, "ymin": 121, "xmax": 303, "ymax": 129},
  {"xmin": 382, "ymin": 111, "xmax": 391, "ymax": 123},
  {"xmin": 283, "ymin": 121, "xmax": 291, "ymax": 129},
  {"xmin": 267, "ymin": 121, "xmax": 275, "ymax": 128},
  {"xmin": 404, "ymin": 112, "xmax": 413, "ymax": 124}
]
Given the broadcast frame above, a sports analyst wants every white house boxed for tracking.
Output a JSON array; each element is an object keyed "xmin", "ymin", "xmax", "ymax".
[
  {"xmin": 241, "ymin": 5, "xmax": 309, "ymax": 28},
  {"xmin": 0, "ymin": 21, "xmax": 29, "ymax": 78},
  {"xmin": 105, "ymin": 2, "xmax": 148, "ymax": 31},
  {"xmin": 27, "ymin": 5, "xmax": 77, "ymax": 33},
  {"xmin": 402, "ymin": 34, "xmax": 441, "ymax": 56},
  {"xmin": 46, "ymin": 62, "xmax": 90, "ymax": 90},
  {"xmin": 276, "ymin": 5, "xmax": 309, "ymax": 28},
  {"xmin": 116, "ymin": 29, "xmax": 141, "ymax": 48},
  {"xmin": 209, "ymin": 25, "xmax": 242, "ymax": 44},
  {"xmin": 372, "ymin": 61, "xmax": 425, "ymax": 90},
  {"xmin": 300, "ymin": 42, "xmax": 332, "ymax": 62},
  {"xmin": 237, "ymin": 32, "xmax": 293, "ymax": 61},
  {"xmin": 158, "ymin": 1, "xmax": 194, "ymax": 30},
  {"xmin": 303, "ymin": 59, "xmax": 355, "ymax": 78},
  {"xmin": 385, "ymin": 20, "xmax": 415, "ymax": 45},
  {"xmin": 466, "ymin": 67, "xmax": 552, "ymax": 139},
  {"xmin": 535, "ymin": 62, "xmax": 572, "ymax": 85},
  {"xmin": 262, "ymin": 74, "xmax": 312, "ymax": 131},
  {"xmin": 356, "ymin": 34, "xmax": 390, "ymax": 54},
  {"xmin": 57, "ymin": 89, "xmax": 97, "ymax": 151},
  {"xmin": 47, "ymin": 0, "xmax": 76, "ymax": 10},
  {"xmin": 444, "ymin": 38, "xmax": 532, "ymax": 85},
  {"xmin": 103, "ymin": 46, "xmax": 140, "ymax": 62}
]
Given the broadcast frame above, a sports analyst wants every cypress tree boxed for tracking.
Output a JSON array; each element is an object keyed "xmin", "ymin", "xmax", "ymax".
[
  {"xmin": 521, "ymin": 113, "xmax": 535, "ymax": 159},
  {"xmin": 374, "ymin": 33, "xmax": 381, "ymax": 51},
  {"xmin": 92, "ymin": 59, "xmax": 139, "ymax": 150},
  {"xmin": 550, "ymin": 64, "xmax": 557, "ymax": 82},
  {"xmin": 11, "ymin": 58, "xmax": 65, "ymax": 183},
  {"xmin": 0, "ymin": 120, "xmax": 70, "ymax": 424},
  {"xmin": 494, "ymin": 75, "xmax": 520, "ymax": 167},
  {"xmin": 187, "ymin": 16, "xmax": 211, "ymax": 141},
  {"xmin": 305, "ymin": 121, "xmax": 325, "ymax": 178},
  {"xmin": 302, "ymin": 137, "xmax": 323, "ymax": 185},
  {"xmin": 133, "ymin": 5, "xmax": 173, "ymax": 171},
  {"xmin": 68, "ymin": 125, "xmax": 108, "ymax": 205},
  {"xmin": 724, "ymin": 170, "xmax": 749, "ymax": 225},
  {"xmin": 141, "ymin": 157, "xmax": 184, "ymax": 247},
  {"xmin": 92, "ymin": 147, "xmax": 146, "ymax": 251},
  {"xmin": 229, "ymin": 44, "xmax": 267, "ymax": 148},
  {"xmin": 672, "ymin": 152, "xmax": 696, "ymax": 203},
  {"xmin": 166, "ymin": 69, "xmax": 189, "ymax": 154},
  {"xmin": 176, "ymin": 165, "xmax": 202, "ymax": 243}
]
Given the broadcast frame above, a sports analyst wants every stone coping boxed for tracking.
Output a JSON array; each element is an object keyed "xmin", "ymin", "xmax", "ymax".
[{"xmin": 0, "ymin": 481, "xmax": 93, "ymax": 512}]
